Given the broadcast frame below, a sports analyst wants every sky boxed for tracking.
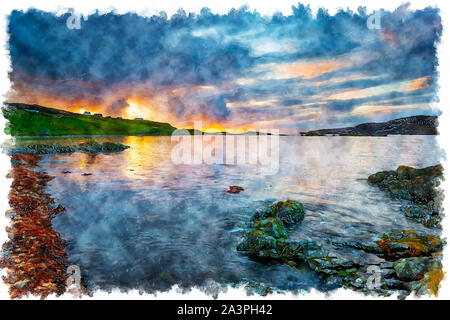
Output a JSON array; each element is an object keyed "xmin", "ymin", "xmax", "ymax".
[{"xmin": 6, "ymin": 3, "xmax": 442, "ymax": 133}]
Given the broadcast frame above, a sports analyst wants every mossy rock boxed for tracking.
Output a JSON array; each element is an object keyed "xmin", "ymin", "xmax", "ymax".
[
  {"xmin": 253, "ymin": 218, "xmax": 288, "ymax": 240},
  {"xmin": 368, "ymin": 165, "xmax": 443, "ymax": 228},
  {"xmin": 237, "ymin": 217, "xmax": 287, "ymax": 257},
  {"xmin": 253, "ymin": 200, "xmax": 306, "ymax": 226},
  {"xmin": 378, "ymin": 229, "xmax": 444, "ymax": 259},
  {"xmin": 368, "ymin": 164, "xmax": 443, "ymax": 205},
  {"xmin": 401, "ymin": 204, "xmax": 442, "ymax": 228},
  {"xmin": 393, "ymin": 257, "xmax": 433, "ymax": 281},
  {"xmin": 9, "ymin": 141, "xmax": 130, "ymax": 154}
]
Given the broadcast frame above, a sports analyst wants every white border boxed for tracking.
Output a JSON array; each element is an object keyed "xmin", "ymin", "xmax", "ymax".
[{"xmin": 0, "ymin": 0, "xmax": 449, "ymax": 300}]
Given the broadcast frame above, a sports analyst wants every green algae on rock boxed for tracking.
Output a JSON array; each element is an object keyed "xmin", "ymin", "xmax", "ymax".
[
  {"xmin": 368, "ymin": 164, "xmax": 444, "ymax": 228},
  {"xmin": 237, "ymin": 200, "xmax": 308, "ymax": 260},
  {"xmin": 252, "ymin": 200, "xmax": 306, "ymax": 226},
  {"xmin": 393, "ymin": 256, "xmax": 441, "ymax": 281},
  {"xmin": 237, "ymin": 197, "xmax": 445, "ymax": 297},
  {"xmin": 377, "ymin": 229, "xmax": 444, "ymax": 259},
  {"xmin": 237, "ymin": 217, "xmax": 291, "ymax": 259},
  {"xmin": 9, "ymin": 141, "xmax": 130, "ymax": 154}
]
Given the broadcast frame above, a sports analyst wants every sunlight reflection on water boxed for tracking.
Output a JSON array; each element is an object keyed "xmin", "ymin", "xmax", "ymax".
[{"xmin": 24, "ymin": 135, "xmax": 442, "ymax": 293}]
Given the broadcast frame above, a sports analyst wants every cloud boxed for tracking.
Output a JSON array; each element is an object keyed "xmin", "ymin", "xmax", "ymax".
[
  {"xmin": 106, "ymin": 98, "xmax": 129, "ymax": 115},
  {"xmin": 6, "ymin": 4, "xmax": 442, "ymax": 132}
]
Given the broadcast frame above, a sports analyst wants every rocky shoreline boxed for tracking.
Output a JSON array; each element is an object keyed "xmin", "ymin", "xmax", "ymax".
[
  {"xmin": 237, "ymin": 164, "xmax": 445, "ymax": 298},
  {"xmin": 1, "ymin": 147, "xmax": 445, "ymax": 298},
  {"xmin": 0, "ymin": 153, "xmax": 69, "ymax": 299},
  {"xmin": 9, "ymin": 141, "xmax": 130, "ymax": 154},
  {"xmin": 368, "ymin": 164, "xmax": 443, "ymax": 228},
  {"xmin": 1, "ymin": 141, "xmax": 130, "ymax": 299}
]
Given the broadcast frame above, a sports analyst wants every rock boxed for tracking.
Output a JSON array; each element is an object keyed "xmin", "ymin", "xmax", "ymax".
[
  {"xmin": 368, "ymin": 164, "xmax": 443, "ymax": 228},
  {"xmin": 286, "ymin": 260, "xmax": 297, "ymax": 268},
  {"xmin": 244, "ymin": 280, "xmax": 274, "ymax": 296},
  {"xmin": 253, "ymin": 218, "xmax": 288, "ymax": 239},
  {"xmin": 393, "ymin": 257, "xmax": 432, "ymax": 281},
  {"xmin": 1, "ymin": 153, "xmax": 70, "ymax": 299},
  {"xmin": 380, "ymin": 261, "xmax": 394, "ymax": 268},
  {"xmin": 227, "ymin": 186, "xmax": 244, "ymax": 194},
  {"xmin": 333, "ymin": 240, "xmax": 383, "ymax": 254},
  {"xmin": 9, "ymin": 141, "xmax": 130, "ymax": 154},
  {"xmin": 237, "ymin": 217, "xmax": 288, "ymax": 258},
  {"xmin": 326, "ymin": 276, "xmax": 343, "ymax": 289},
  {"xmin": 378, "ymin": 230, "xmax": 444, "ymax": 259},
  {"xmin": 252, "ymin": 200, "xmax": 306, "ymax": 226},
  {"xmin": 338, "ymin": 229, "xmax": 445, "ymax": 260},
  {"xmin": 403, "ymin": 264, "xmax": 444, "ymax": 296},
  {"xmin": 401, "ymin": 204, "xmax": 442, "ymax": 228},
  {"xmin": 405, "ymin": 280, "xmax": 429, "ymax": 296}
]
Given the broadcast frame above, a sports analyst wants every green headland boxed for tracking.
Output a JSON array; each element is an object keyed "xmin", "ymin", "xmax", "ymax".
[{"xmin": 2, "ymin": 102, "xmax": 177, "ymax": 136}]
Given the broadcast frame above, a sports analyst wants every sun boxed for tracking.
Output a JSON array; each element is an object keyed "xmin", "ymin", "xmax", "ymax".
[{"xmin": 124, "ymin": 100, "xmax": 154, "ymax": 120}]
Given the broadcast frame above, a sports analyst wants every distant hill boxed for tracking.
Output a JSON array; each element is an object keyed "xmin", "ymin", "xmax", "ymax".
[
  {"xmin": 2, "ymin": 102, "xmax": 177, "ymax": 136},
  {"xmin": 184, "ymin": 129, "xmax": 280, "ymax": 135},
  {"xmin": 301, "ymin": 115, "xmax": 438, "ymax": 136}
]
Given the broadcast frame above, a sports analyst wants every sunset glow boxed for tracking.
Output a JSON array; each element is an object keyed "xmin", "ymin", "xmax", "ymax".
[{"xmin": 6, "ymin": 5, "xmax": 441, "ymax": 133}]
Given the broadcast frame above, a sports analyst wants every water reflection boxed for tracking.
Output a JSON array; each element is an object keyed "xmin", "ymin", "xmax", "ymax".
[{"xmin": 27, "ymin": 135, "xmax": 442, "ymax": 293}]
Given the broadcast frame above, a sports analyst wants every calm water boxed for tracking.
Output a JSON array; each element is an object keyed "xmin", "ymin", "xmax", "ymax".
[{"xmin": 21, "ymin": 135, "xmax": 442, "ymax": 293}]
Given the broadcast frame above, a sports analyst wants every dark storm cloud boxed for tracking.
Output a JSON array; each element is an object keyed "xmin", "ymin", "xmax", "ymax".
[
  {"xmin": 8, "ymin": 9, "xmax": 253, "ymax": 88},
  {"xmin": 7, "ymin": 3, "xmax": 442, "ymax": 129},
  {"xmin": 107, "ymin": 98, "xmax": 129, "ymax": 115}
]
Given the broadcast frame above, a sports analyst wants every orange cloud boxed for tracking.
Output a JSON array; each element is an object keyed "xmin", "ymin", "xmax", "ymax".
[
  {"xmin": 407, "ymin": 76, "xmax": 430, "ymax": 91},
  {"xmin": 274, "ymin": 60, "xmax": 349, "ymax": 80}
]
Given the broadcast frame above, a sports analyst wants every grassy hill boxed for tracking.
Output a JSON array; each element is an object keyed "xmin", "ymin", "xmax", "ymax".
[{"xmin": 2, "ymin": 102, "xmax": 177, "ymax": 136}]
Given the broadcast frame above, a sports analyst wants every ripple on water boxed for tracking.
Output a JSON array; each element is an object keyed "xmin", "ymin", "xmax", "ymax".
[{"xmin": 28, "ymin": 135, "xmax": 442, "ymax": 293}]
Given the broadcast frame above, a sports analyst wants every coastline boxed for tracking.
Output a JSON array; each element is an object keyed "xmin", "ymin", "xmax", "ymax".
[
  {"xmin": 0, "ymin": 139, "xmax": 444, "ymax": 298},
  {"xmin": 0, "ymin": 154, "xmax": 68, "ymax": 299}
]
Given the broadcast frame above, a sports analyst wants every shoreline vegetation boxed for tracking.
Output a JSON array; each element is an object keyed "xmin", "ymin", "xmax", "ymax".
[
  {"xmin": 3, "ymin": 102, "xmax": 177, "ymax": 136},
  {"xmin": 2, "ymin": 102, "xmax": 286, "ymax": 137},
  {"xmin": 237, "ymin": 164, "xmax": 444, "ymax": 298}
]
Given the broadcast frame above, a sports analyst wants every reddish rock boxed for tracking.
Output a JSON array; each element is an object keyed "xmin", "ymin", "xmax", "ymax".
[
  {"xmin": 1, "ymin": 154, "xmax": 69, "ymax": 299},
  {"xmin": 227, "ymin": 186, "xmax": 244, "ymax": 194}
]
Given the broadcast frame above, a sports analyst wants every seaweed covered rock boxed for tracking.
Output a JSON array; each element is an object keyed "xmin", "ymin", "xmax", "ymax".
[
  {"xmin": 237, "ymin": 217, "xmax": 288, "ymax": 258},
  {"xmin": 76, "ymin": 141, "xmax": 129, "ymax": 153},
  {"xmin": 401, "ymin": 204, "xmax": 442, "ymax": 228},
  {"xmin": 368, "ymin": 164, "xmax": 442, "ymax": 203},
  {"xmin": 9, "ymin": 141, "xmax": 130, "ymax": 154},
  {"xmin": 327, "ymin": 229, "xmax": 445, "ymax": 296},
  {"xmin": 400, "ymin": 254, "xmax": 444, "ymax": 296},
  {"xmin": 393, "ymin": 256, "xmax": 441, "ymax": 281},
  {"xmin": 368, "ymin": 164, "xmax": 443, "ymax": 228},
  {"xmin": 252, "ymin": 200, "xmax": 305, "ymax": 226},
  {"xmin": 237, "ymin": 198, "xmax": 446, "ymax": 297},
  {"xmin": 377, "ymin": 230, "xmax": 444, "ymax": 260},
  {"xmin": 237, "ymin": 200, "xmax": 308, "ymax": 259},
  {"xmin": 1, "ymin": 154, "xmax": 69, "ymax": 299}
]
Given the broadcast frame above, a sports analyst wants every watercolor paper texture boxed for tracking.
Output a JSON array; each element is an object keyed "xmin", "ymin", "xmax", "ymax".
[{"xmin": 0, "ymin": 2, "xmax": 446, "ymax": 299}]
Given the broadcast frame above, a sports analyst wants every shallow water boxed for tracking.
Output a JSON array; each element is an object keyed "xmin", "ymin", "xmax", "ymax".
[{"xmin": 26, "ymin": 135, "xmax": 442, "ymax": 293}]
